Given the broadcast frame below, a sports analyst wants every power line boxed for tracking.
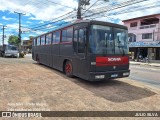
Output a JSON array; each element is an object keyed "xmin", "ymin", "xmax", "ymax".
[
  {"xmin": 25, "ymin": 10, "xmax": 77, "ymax": 31},
  {"xmin": 26, "ymin": 14, "xmax": 77, "ymax": 31},
  {"xmin": 82, "ymin": 0, "xmax": 109, "ymax": 16},
  {"xmin": 46, "ymin": 0, "xmax": 75, "ymax": 9},
  {"xmin": 85, "ymin": 2, "xmax": 160, "ymax": 20},
  {"xmin": 83, "ymin": 0, "xmax": 149, "ymax": 18},
  {"xmin": 25, "ymin": 0, "xmax": 148, "ymax": 32},
  {"xmin": 20, "ymin": 0, "xmax": 75, "ymax": 16},
  {"xmin": 22, "ymin": 0, "xmax": 157, "ymax": 33},
  {"xmin": 82, "ymin": 0, "xmax": 99, "ymax": 16}
]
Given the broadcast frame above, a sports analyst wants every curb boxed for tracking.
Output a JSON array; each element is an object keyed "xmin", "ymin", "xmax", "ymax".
[{"xmin": 130, "ymin": 62, "xmax": 160, "ymax": 67}]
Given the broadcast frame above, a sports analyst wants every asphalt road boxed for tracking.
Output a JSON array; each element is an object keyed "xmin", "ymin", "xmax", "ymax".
[{"xmin": 129, "ymin": 64, "xmax": 160, "ymax": 89}]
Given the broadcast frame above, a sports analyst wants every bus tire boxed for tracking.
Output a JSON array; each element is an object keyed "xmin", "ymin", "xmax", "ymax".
[{"xmin": 65, "ymin": 61, "xmax": 73, "ymax": 77}]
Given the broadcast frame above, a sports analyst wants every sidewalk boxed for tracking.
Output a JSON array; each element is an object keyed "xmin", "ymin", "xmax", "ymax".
[{"xmin": 130, "ymin": 61, "xmax": 160, "ymax": 67}]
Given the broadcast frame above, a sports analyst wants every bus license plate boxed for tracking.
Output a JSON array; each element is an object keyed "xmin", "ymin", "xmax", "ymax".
[{"xmin": 111, "ymin": 74, "xmax": 118, "ymax": 78}]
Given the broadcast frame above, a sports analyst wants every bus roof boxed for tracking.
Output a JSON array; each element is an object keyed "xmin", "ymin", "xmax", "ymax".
[
  {"xmin": 74, "ymin": 20, "xmax": 127, "ymax": 29},
  {"xmin": 34, "ymin": 20, "xmax": 127, "ymax": 38}
]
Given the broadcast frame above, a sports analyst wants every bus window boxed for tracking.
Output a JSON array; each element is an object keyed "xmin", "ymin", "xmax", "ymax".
[
  {"xmin": 73, "ymin": 30, "xmax": 78, "ymax": 52},
  {"xmin": 62, "ymin": 27, "xmax": 73, "ymax": 42},
  {"xmin": 41, "ymin": 35, "xmax": 45, "ymax": 45},
  {"xmin": 53, "ymin": 31, "xmax": 60, "ymax": 44},
  {"xmin": 114, "ymin": 28, "xmax": 128, "ymax": 55},
  {"xmin": 90, "ymin": 25, "xmax": 113, "ymax": 54},
  {"xmin": 37, "ymin": 37, "xmax": 40, "ymax": 46},
  {"xmin": 33, "ymin": 38, "xmax": 36, "ymax": 46},
  {"xmin": 46, "ymin": 33, "xmax": 52, "ymax": 45},
  {"xmin": 67, "ymin": 27, "xmax": 73, "ymax": 42},
  {"xmin": 78, "ymin": 29, "xmax": 86, "ymax": 53},
  {"xmin": 62, "ymin": 29, "xmax": 67, "ymax": 42}
]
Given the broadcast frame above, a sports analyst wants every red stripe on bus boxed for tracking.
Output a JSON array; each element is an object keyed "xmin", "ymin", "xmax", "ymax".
[
  {"xmin": 59, "ymin": 42, "xmax": 72, "ymax": 44},
  {"xmin": 96, "ymin": 56, "xmax": 129, "ymax": 66}
]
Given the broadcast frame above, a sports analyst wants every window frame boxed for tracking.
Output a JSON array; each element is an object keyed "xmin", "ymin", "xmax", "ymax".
[
  {"xmin": 46, "ymin": 33, "xmax": 52, "ymax": 45},
  {"xmin": 61, "ymin": 27, "xmax": 73, "ymax": 43},
  {"xmin": 78, "ymin": 28, "xmax": 86, "ymax": 53},
  {"xmin": 37, "ymin": 37, "xmax": 41, "ymax": 46},
  {"xmin": 41, "ymin": 35, "xmax": 46, "ymax": 45},
  {"xmin": 73, "ymin": 30, "xmax": 78, "ymax": 52},
  {"xmin": 52, "ymin": 30, "xmax": 60, "ymax": 44},
  {"xmin": 130, "ymin": 22, "xmax": 137, "ymax": 27},
  {"xmin": 33, "ymin": 38, "xmax": 37, "ymax": 46},
  {"xmin": 142, "ymin": 33, "xmax": 152, "ymax": 39}
]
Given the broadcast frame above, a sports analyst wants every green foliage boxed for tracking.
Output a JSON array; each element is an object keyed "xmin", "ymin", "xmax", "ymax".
[{"xmin": 8, "ymin": 35, "xmax": 20, "ymax": 46}]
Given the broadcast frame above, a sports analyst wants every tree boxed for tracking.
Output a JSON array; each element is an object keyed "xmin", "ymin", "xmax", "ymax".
[{"xmin": 8, "ymin": 35, "xmax": 20, "ymax": 46}]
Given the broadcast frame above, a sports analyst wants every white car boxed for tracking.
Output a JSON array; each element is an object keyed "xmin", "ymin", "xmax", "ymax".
[{"xmin": 4, "ymin": 45, "xmax": 19, "ymax": 58}]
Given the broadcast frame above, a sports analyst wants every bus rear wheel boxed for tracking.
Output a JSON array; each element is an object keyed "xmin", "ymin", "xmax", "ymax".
[{"xmin": 65, "ymin": 61, "xmax": 73, "ymax": 77}]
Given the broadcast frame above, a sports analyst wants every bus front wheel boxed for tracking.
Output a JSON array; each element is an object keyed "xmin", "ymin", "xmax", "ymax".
[{"xmin": 65, "ymin": 61, "xmax": 73, "ymax": 77}]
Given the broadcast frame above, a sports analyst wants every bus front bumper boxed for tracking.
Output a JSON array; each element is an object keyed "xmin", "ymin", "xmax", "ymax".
[{"xmin": 89, "ymin": 70, "xmax": 130, "ymax": 81}]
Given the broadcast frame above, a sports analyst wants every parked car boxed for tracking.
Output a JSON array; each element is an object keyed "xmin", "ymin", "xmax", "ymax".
[{"xmin": 3, "ymin": 45, "xmax": 19, "ymax": 58}]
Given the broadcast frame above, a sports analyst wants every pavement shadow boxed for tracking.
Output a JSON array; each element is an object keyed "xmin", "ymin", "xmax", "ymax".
[
  {"xmin": 71, "ymin": 79, "xmax": 156, "ymax": 103},
  {"xmin": 34, "ymin": 63, "xmax": 156, "ymax": 103}
]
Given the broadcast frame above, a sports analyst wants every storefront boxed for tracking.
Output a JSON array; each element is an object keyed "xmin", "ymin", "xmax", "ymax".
[{"xmin": 129, "ymin": 41, "xmax": 160, "ymax": 61}]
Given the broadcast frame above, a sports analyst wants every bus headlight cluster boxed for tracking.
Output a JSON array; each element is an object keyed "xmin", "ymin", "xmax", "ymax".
[
  {"xmin": 95, "ymin": 75, "xmax": 105, "ymax": 79},
  {"xmin": 123, "ymin": 72, "xmax": 130, "ymax": 76}
]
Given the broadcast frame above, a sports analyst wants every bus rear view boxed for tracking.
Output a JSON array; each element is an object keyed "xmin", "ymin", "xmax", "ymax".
[{"xmin": 88, "ymin": 23, "xmax": 130, "ymax": 81}]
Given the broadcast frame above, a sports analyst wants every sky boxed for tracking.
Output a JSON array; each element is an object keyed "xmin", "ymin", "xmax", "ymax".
[{"xmin": 0, "ymin": 0, "xmax": 160, "ymax": 45}]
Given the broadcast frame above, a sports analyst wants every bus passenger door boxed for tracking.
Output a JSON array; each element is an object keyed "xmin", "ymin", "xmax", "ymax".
[{"xmin": 76, "ymin": 28, "xmax": 88, "ymax": 79}]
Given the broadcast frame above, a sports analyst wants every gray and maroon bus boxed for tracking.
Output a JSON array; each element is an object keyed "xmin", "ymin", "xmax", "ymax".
[{"xmin": 32, "ymin": 20, "xmax": 130, "ymax": 81}]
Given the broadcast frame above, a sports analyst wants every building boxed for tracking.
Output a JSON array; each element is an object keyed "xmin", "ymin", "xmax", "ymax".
[
  {"xmin": 123, "ymin": 14, "xmax": 160, "ymax": 61},
  {"xmin": 22, "ymin": 39, "xmax": 32, "ymax": 53}
]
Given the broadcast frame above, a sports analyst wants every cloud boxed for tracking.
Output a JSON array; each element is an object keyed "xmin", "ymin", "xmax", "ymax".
[
  {"xmin": 6, "ymin": 23, "xmax": 19, "ymax": 30},
  {"xmin": 0, "ymin": 0, "xmax": 77, "ymax": 21},
  {"xmin": 22, "ymin": 37, "xmax": 29, "ymax": 40},
  {"xmin": 1, "ymin": 0, "xmax": 159, "ymax": 23},
  {"xmin": 2, "ymin": 16, "xmax": 15, "ymax": 20},
  {"xmin": 26, "ymin": 21, "xmax": 32, "ymax": 24}
]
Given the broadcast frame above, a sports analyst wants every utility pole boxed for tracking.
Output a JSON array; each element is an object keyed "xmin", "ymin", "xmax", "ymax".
[
  {"xmin": 14, "ymin": 11, "xmax": 25, "ymax": 49},
  {"xmin": 77, "ymin": 0, "xmax": 90, "ymax": 19},
  {"xmin": 1, "ymin": 25, "xmax": 7, "ymax": 46},
  {"xmin": 2, "ymin": 26, "xmax": 6, "ymax": 46}
]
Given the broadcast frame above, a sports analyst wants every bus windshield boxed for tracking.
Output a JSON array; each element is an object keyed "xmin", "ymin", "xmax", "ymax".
[{"xmin": 89, "ymin": 25, "xmax": 129, "ymax": 55}]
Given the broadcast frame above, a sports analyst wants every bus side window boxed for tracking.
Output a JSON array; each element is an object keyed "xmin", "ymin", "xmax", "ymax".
[
  {"xmin": 53, "ymin": 31, "xmax": 60, "ymax": 44},
  {"xmin": 73, "ymin": 30, "xmax": 78, "ymax": 52},
  {"xmin": 35, "ymin": 38, "xmax": 37, "ymax": 46},
  {"xmin": 62, "ymin": 27, "xmax": 73, "ymax": 42},
  {"xmin": 37, "ymin": 37, "xmax": 40, "ymax": 46},
  {"xmin": 78, "ymin": 29, "xmax": 86, "ymax": 53},
  {"xmin": 41, "ymin": 35, "xmax": 46, "ymax": 45},
  {"xmin": 33, "ymin": 39, "xmax": 35, "ymax": 46},
  {"xmin": 46, "ymin": 33, "xmax": 52, "ymax": 45}
]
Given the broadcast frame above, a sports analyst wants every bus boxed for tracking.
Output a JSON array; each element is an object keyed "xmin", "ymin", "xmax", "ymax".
[{"xmin": 32, "ymin": 20, "xmax": 130, "ymax": 81}]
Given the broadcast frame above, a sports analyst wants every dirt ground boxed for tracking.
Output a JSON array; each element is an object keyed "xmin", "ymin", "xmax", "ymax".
[{"xmin": 0, "ymin": 55, "xmax": 160, "ymax": 120}]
